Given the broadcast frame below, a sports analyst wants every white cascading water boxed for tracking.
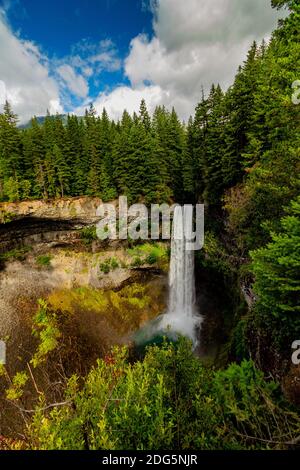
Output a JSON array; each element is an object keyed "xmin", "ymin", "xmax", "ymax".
[{"xmin": 158, "ymin": 206, "xmax": 202, "ymax": 345}]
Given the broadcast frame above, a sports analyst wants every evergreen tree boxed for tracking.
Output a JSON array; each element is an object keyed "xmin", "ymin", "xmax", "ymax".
[
  {"xmin": 99, "ymin": 109, "xmax": 117, "ymax": 201},
  {"xmin": 113, "ymin": 110, "xmax": 133, "ymax": 196},
  {"xmin": 166, "ymin": 108, "xmax": 185, "ymax": 202},
  {"xmin": 251, "ymin": 195, "xmax": 300, "ymax": 346},
  {"xmin": 182, "ymin": 117, "xmax": 196, "ymax": 202},
  {"xmin": 22, "ymin": 117, "xmax": 45, "ymax": 198},
  {"xmin": 53, "ymin": 144, "xmax": 70, "ymax": 198},
  {"xmin": 202, "ymin": 84, "xmax": 226, "ymax": 206},
  {"xmin": 0, "ymin": 101, "xmax": 23, "ymax": 200},
  {"xmin": 139, "ymin": 99, "xmax": 151, "ymax": 133}
]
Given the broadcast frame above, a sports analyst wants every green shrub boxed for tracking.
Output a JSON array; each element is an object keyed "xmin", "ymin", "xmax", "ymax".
[
  {"xmin": 110, "ymin": 257, "xmax": 119, "ymax": 269},
  {"xmin": 146, "ymin": 251, "xmax": 158, "ymax": 265},
  {"xmin": 100, "ymin": 261, "xmax": 110, "ymax": 274},
  {"xmin": 128, "ymin": 243, "xmax": 168, "ymax": 269},
  {"xmin": 0, "ymin": 211, "xmax": 18, "ymax": 224},
  {"xmin": 0, "ymin": 246, "xmax": 31, "ymax": 262},
  {"xmin": 27, "ymin": 339, "xmax": 300, "ymax": 450},
  {"xmin": 131, "ymin": 256, "xmax": 143, "ymax": 268},
  {"xmin": 80, "ymin": 226, "xmax": 97, "ymax": 245},
  {"xmin": 36, "ymin": 255, "xmax": 52, "ymax": 267},
  {"xmin": 99, "ymin": 257, "xmax": 119, "ymax": 274}
]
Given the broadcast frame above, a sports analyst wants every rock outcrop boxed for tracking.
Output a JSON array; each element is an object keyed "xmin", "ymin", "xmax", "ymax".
[
  {"xmin": 0, "ymin": 196, "xmax": 102, "ymax": 223},
  {"xmin": 0, "ymin": 197, "xmax": 103, "ymax": 252}
]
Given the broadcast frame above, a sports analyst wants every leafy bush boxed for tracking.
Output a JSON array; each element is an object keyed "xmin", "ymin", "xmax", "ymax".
[
  {"xmin": 128, "ymin": 243, "xmax": 168, "ymax": 269},
  {"xmin": 99, "ymin": 257, "xmax": 119, "ymax": 274},
  {"xmin": 0, "ymin": 211, "xmax": 18, "ymax": 224},
  {"xmin": 0, "ymin": 246, "xmax": 31, "ymax": 262},
  {"xmin": 131, "ymin": 256, "xmax": 143, "ymax": 268},
  {"xmin": 36, "ymin": 254, "xmax": 52, "ymax": 267},
  {"xmin": 80, "ymin": 226, "xmax": 97, "ymax": 245},
  {"xmin": 110, "ymin": 257, "xmax": 119, "ymax": 269},
  {"xmin": 27, "ymin": 339, "xmax": 300, "ymax": 450},
  {"xmin": 146, "ymin": 251, "xmax": 158, "ymax": 265},
  {"xmin": 31, "ymin": 299, "xmax": 62, "ymax": 367},
  {"xmin": 99, "ymin": 261, "xmax": 110, "ymax": 274}
]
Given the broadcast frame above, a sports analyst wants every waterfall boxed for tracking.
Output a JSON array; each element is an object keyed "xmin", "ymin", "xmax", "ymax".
[
  {"xmin": 157, "ymin": 206, "xmax": 202, "ymax": 345},
  {"xmin": 134, "ymin": 205, "xmax": 202, "ymax": 349},
  {"xmin": 168, "ymin": 206, "xmax": 196, "ymax": 318}
]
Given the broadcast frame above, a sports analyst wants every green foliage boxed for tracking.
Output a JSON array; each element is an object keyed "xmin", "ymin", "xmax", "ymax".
[
  {"xmin": 99, "ymin": 260, "xmax": 111, "ymax": 274},
  {"xmin": 131, "ymin": 256, "xmax": 143, "ymax": 268},
  {"xmin": 230, "ymin": 317, "xmax": 251, "ymax": 361},
  {"xmin": 31, "ymin": 299, "xmax": 61, "ymax": 368},
  {"xmin": 212, "ymin": 359, "xmax": 299, "ymax": 444},
  {"xmin": 79, "ymin": 226, "xmax": 97, "ymax": 245},
  {"xmin": 271, "ymin": 0, "xmax": 295, "ymax": 9},
  {"xmin": 251, "ymin": 196, "xmax": 300, "ymax": 347},
  {"xmin": 28, "ymin": 339, "xmax": 300, "ymax": 450},
  {"xmin": 0, "ymin": 246, "xmax": 32, "ymax": 262},
  {"xmin": 36, "ymin": 254, "xmax": 52, "ymax": 267},
  {"xmin": 99, "ymin": 257, "xmax": 119, "ymax": 274},
  {"xmin": 6, "ymin": 371, "xmax": 29, "ymax": 401},
  {"xmin": 0, "ymin": 210, "xmax": 18, "ymax": 224},
  {"xmin": 0, "ymin": 99, "xmax": 187, "ymax": 204},
  {"xmin": 46, "ymin": 282, "xmax": 160, "ymax": 337},
  {"xmin": 146, "ymin": 251, "xmax": 158, "ymax": 265},
  {"xmin": 199, "ymin": 231, "xmax": 233, "ymax": 276},
  {"xmin": 128, "ymin": 243, "xmax": 168, "ymax": 269},
  {"xmin": 110, "ymin": 257, "xmax": 119, "ymax": 269}
]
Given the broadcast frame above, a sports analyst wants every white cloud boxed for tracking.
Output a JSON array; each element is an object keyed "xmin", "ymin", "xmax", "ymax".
[
  {"xmin": 0, "ymin": 1, "xmax": 285, "ymax": 123},
  {"xmin": 82, "ymin": 66, "xmax": 93, "ymax": 77},
  {"xmin": 0, "ymin": 10, "xmax": 63, "ymax": 123},
  {"xmin": 0, "ymin": 10, "xmax": 121, "ymax": 122},
  {"xmin": 68, "ymin": 38, "xmax": 122, "ymax": 76},
  {"xmin": 57, "ymin": 64, "xmax": 88, "ymax": 98},
  {"xmin": 90, "ymin": 52, "xmax": 121, "ymax": 72},
  {"xmin": 91, "ymin": 84, "xmax": 165, "ymax": 121},
  {"xmin": 96, "ymin": 0, "xmax": 284, "ymax": 120}
]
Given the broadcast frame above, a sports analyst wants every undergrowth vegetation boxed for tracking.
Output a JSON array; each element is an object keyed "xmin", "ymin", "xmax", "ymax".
[{"xmin": 3, "ymin": 339, "xmax": 299, "ymax": 450}]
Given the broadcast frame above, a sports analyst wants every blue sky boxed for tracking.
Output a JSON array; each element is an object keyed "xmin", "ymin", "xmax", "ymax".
[
  {"xmin": 0, "ymin": 0, "xmax": 284, "ymax": 123},
  {"xmin": 6, "ymin": 0, "xmax": 153, "ymax": 57},
  {"xmin": 2, "ymin": 0, "xmax": 153, "ymax": 109}
]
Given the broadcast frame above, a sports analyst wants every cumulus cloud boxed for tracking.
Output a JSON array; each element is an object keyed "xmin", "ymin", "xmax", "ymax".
[
  {"xmin": 97, "ymin": 0, "xmax": 283, "ymax": 120},
  {"xmin": 0, "ymin": 9, "xmax": 121, "ymax": 122},
  {"xmin": 0, "ymin": 0, "xmax": 285, "ymax": 123},
  {"xmin": 68, "ymin": 38, "xmax": 121, "ymax": 75},
  {"xmin": 57, "ymin": 64, "xmax": 88, "ymax": 99},
  {"xmin": 0, "ymin": 10, "xmax": 63, "ymax": 123},
  {"xmin": 91, "ymin": 84, "xmax": 166, "ymax": 121}
]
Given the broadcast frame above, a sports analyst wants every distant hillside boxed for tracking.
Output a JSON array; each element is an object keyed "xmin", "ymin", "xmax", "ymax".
[{"xmin": 19, "ymin": 114, "xmax": 84, "ymax": 129}]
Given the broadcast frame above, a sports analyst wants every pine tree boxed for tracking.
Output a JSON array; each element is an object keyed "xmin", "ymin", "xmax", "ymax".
[
  {"xmin": 53, "ymin": 144, "xmax": 70, "ymax": 198},
  {"xmin": 182, "ymin": 117, "xmax": 196, "ymax": 202},
  {"xmin": 84, "ymin": 105, "xmax": 102, "ymax": 196},
  {"xmin": 0, "ymin": 101, "xmax": 23, "ymax": 200},
  {"xmin": 22, "ymin": 117, "xmax": 45, "ymax": 198},
  {"xmin": 165, "ymin": 108, "xmax": 185, "ymax": 202},
  {"xmin": 44, "ymin": 149, "xmax": 56, "ymax": 198},
  {"xmin": 193, "ymin": 90, "xmax": 209, "ymax": 202},
  {"xmin": 139, "ymin": 99, "xmax": 151, "ymax": 133},
  {"xmin": 99, "ymin": 108, "xmax": 117, "ymax": 201},
  {"xmin": 113, "ymin": 110, "xmax": 133, "ymax": 196},
  {"xmin": 251, "ymin": 195, "xmax": 300, "ymax": 346},
  {"xmin": 202, "ymin": 85, "xmax": 226, "ymax": 206}
]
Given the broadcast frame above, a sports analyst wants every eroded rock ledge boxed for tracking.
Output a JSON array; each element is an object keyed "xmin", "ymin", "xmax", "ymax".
[
  {"xmin": 0, "ymin": 197, "xmax": 103, "ymax": 252},
  {"xmin": 0, "ymin": 196, "xmax": 102, "ymax": 222}
]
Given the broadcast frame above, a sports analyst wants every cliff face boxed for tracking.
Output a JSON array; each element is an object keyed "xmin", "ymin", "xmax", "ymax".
[
  {"xmin": 0, "ymin": 197, "xmax": 103, "ymax": 252},
  {"xmin": 0, "ymin": 196, "xmax": 102, "ymax": 223}
]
